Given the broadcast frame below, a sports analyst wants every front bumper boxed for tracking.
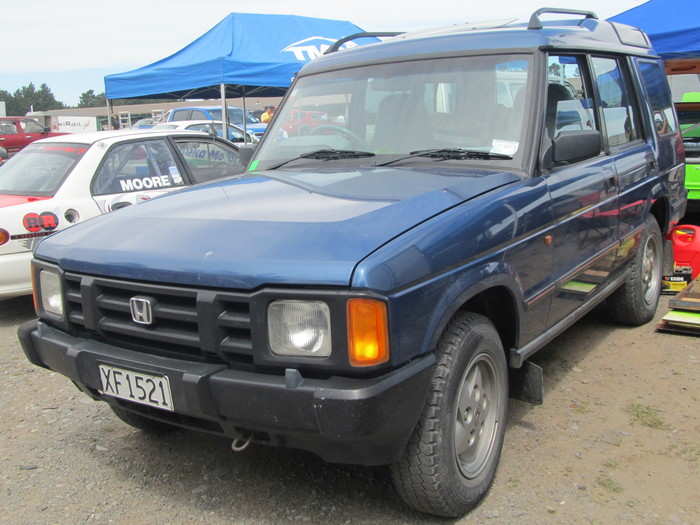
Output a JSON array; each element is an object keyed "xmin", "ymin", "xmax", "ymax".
[
  {"xmin": 18, "ymin": 320, "xmax": 435, "ymax": 465},
  {"xmin": 0, "ymin": 250, "xmax": 33, "ymax": 299}
]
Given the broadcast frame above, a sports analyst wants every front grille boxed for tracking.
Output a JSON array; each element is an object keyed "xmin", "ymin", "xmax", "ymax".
[{"xmin": 64, "ymin": 273, "xmax": 253, "ymax": 364}]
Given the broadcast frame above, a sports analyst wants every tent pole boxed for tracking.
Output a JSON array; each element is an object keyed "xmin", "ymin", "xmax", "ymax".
[
  {"xmin": 220, "ymin": 83, "xmax": 229, "ymax": 137},
  {"xmin": 106, "ymin": 99, "xmax": 113, "ymax": 130},
  {"xmin": 242, "ymin": 87, "xmax": 248, "ymax": 144}
]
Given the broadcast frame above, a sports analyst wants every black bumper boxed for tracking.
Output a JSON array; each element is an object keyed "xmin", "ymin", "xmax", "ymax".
[{"xmin": 18, "ymin": 320, "xmax": 435, "ymax": 465}]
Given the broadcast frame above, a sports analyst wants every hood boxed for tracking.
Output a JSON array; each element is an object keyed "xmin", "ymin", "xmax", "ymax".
[{"xmin": 36, "ymin": 167, "xmax": 519, "ymax": 289}]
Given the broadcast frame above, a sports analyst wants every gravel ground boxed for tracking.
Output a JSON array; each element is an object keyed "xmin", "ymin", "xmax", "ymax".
[{"xmin": 1, "ymin": 294, "xmax": 698, "ymax": 525}]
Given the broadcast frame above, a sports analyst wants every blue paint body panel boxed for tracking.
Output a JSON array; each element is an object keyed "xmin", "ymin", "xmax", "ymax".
[{"xmin": 36, "ymin": 168, "xmax": 520, "ymax": 290}]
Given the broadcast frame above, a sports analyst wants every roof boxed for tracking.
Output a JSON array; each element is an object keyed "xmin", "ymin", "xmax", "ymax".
[
  {"xmin": 301, "ymin": 18, "xmax": 657, "ymax": 77},
  {"xmin": 34, "ymin": 129, "xmax": 206, "ymax": 145}
]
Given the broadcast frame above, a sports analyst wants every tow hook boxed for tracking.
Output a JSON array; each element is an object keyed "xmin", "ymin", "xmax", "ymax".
[{"xmin": 231, "ymin": 432, "xmax": 253, "ymax": 452}]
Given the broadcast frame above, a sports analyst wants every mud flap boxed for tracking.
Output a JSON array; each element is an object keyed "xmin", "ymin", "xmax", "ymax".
[{"xmin": 509, "ymin": 360, "xmax": 543, "ymax": 405}]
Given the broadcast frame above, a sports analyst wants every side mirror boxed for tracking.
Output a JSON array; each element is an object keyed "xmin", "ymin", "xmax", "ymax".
[
  {"xmin": 0, "ymin": 147, "xmax": 8, "ymax": 160},
  {"xmin": 42, "ymin": 127, "xmax": 50, "ymax": 133},
  {"xmin": 237, "ymin": 144, "xmax": 257, "ymax": 167},
  {"xmin": 552, "ymin": 130, "xmax": 601, "ymax": 164}
]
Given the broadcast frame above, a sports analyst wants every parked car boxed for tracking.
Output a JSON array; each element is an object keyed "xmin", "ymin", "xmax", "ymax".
[
  {"xmin": 0, "ymin": 116, "xmax": 66, "ymax": 155},
  {"xmin": 165, "ymin": 106, "xmax": 267, "ymax": 137},
  {"xmin": 675, "ymin": 92, "xmax": 700, "ymax": 212},
  {"xmin": 151, "ymin": 120, "xmax": 258, "ymax": 143},
  {"xmin": 131, "ymin": 118, "xmax": 157, "ymax": 129},
  {"xmin": 0, "ymin": 129, "xmax": 244, "ymax": 299},
  {"xmin": 18, "ymin": 9, "xmax": 686, "ymax": 518}
]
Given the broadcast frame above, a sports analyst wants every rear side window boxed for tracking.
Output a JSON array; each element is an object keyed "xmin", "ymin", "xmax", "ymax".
[
  {"xmin": 591, "ymin": 57, "xmax": 641, "ymax": 147},
  {"xmin": 175, "ymin": 140, "xmax": 243, "ymax": 183},
  {"xmin": 637, "ymin": 60, "xmax": 678, "ymax": 135},
  {"xmin": 190, "ymin": 110, "xmax": 207, "ymax": 120},
  {"xmin": 171, "ymin": 110, "xmax": 192, "ymax": 121},
  {"xmin": 0, "ymin": 121, "xmax": 17, "ymax": 134},
  {"xmin": 92, "ymin": 139, "xmax": 185, "ymax": 195},
  {"xmin": 21, "ymin": 119, "xmax": 44, "ymax": 133},
  {"xmin": 0, "ymin": 143, "xmax": 88, "ymax": 195}
]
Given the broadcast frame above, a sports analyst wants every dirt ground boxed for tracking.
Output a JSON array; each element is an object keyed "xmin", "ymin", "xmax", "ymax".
[{"xmin": 1, "ymin": 294, "xmax": 698, "ymax": 525}]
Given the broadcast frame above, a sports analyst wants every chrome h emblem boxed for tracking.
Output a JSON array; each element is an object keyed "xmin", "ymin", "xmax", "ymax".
[{"xmin": 129, "ymin": 297, "xmax": 153, "ymax": 325}]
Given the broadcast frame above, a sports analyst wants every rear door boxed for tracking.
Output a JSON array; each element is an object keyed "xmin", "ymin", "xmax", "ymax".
[
  {"xmin": 90, "ymin": 138, "xmax": 188, "ymax": 212},
  {"xmin": 0, "ymin": 120, "xmax": 25, "ymax": 154},
  {"xmin": 544, "ymin": 54, "xmax": 620, "ymax": 325},
  {"xmin": 589, "ymin": 56, "xmax": 652, "ymax": 271}
]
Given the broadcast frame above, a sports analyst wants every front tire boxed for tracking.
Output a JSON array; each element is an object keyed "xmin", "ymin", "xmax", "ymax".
[
  {"xmin": 391, "ymin": 312, "xmax": 508, "ymax": 518},
  {"xmin": 607, "ymin": 215, "xmax": 663, "ymax": 326}
]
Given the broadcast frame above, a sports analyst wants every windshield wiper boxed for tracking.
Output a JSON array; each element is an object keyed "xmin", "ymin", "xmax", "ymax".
[
  {"xmin": 268, "ymin": 149, "xmax": 375, "ymax": 170},
  {"xmin": 376, "ymin": 148, "xmax": 513, "ymax": 167}
]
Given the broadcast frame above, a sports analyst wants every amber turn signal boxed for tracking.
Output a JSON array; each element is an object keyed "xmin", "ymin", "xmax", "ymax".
[
  {"xmin": 31, "ymin": 266, "xmax": 39, "ymax": 314},
  {"xmin": 0, "ymin": 228, "xmax": 9, "ymax": 246},
  {"xmin": 347, "ymin": 298, "xmax": 389, "ymax": 367}
]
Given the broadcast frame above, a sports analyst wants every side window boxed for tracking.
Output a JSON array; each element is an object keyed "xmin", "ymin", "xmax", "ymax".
[
  {"xmin": 591, "ymin": 57, "xmax": 641, "ymax": 147},
  {"xmin": 546, "ymin": 55, "xmax": 597, "ymax": 139},
  {"xmin": 225, "ymin": 124, "xmax": 245, "ymax": 142},
  {"xmin": 190, "ymin": 110, "xmax": 207, "ymax": 120},
  {"xmin": 171, "ymin": 110, "xmax": 192, "ymax": 121},
  {"xmin": 92, "ymin": 140, "xmax": 185, "ymax": 195},
  {"xmin": 187, "ymin": 123, "xmax": 212, "ymax": 134},
  {"xmin": 0, "ymin": 121, "xmax": 17, "ymax": 135},
  {"xmin": 637, "ymin": 60, "xmax": 678, "ymax": 135},
  {"xmin": 175, "ymin": 141, "xmax": 243, "ymax": 184},
  {"xmin": 21, "ymin": 119, "xmax": 44, "ymax": 133}
]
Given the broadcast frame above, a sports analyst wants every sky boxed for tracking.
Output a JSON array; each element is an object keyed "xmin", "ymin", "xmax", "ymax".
[{"xmin": 0, "ymin": 0, "xmax": 647, "ymax": 106}]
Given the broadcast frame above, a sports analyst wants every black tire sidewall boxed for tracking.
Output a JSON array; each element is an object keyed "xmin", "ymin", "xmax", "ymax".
[{"xmin": 444, "ymin": 318, "xmax": 508, "ymax": 501}]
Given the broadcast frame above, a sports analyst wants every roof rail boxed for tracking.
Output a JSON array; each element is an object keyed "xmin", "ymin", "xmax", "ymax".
[
  {"xmin": 527, "ymin": 7, "xmax": 598, "ymax": 30},
  {"xmin": 324, "ymin": 32, "xmax": 404, "ymax": 55}
]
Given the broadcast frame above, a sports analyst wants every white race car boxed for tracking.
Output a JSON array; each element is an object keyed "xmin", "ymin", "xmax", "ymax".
[
  {"xmin": 0, "ymin": 129, "xmax": 245, "ymax": 299},
  {"xmin": 150, "ymin": 120, "xmax": 259, "ymax": 143}
]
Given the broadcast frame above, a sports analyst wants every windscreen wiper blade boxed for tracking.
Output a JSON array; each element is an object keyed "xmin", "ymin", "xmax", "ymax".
[
  {"xmin": 376, "ymin": 148, "xmax": 513, "ymax": 167},
  {"xmin": 268, "ymin": 149, "xmax": 375, "ymax": 170}
]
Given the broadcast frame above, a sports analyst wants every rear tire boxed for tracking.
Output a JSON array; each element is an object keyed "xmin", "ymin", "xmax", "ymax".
[
  {"xmin": 109, "ymin": 405, "xmax": 178, "ymax": 435},
  {"xmin": 391, "ymin": 312, "xmax": 508, "ymax": 518},
  {"xmin": 607, "ymin": 215, "xmax": 663, "ymax": 326}
]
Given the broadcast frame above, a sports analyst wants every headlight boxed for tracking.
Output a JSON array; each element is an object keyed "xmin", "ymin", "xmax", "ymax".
[
  {"xmin": 268, "ymin": 300, "xmax": 331, "ymax": 357},
  {"xmin": 38, "ymin": 269, "xmax": 63, "ymax": 317}
]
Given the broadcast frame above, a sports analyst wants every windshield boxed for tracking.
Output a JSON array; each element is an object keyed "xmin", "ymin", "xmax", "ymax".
[
  {"xmin": 253, "ymin": 54, "xmax": 531, "ymax": 171},
  {"xmin": 209, "ymin": 108, "xmax": 260, "ymax": 125},
  {"xmin": 0, "ymin": 143, "xmax": 88, "ymax": 195}
]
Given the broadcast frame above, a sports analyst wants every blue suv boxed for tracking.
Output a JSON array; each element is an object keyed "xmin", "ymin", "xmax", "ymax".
[
  {"xmin": 166, "ymin": 105, "xmax": 267, "ymax": 137},
  {"xmin": 19, "ymin": 8, "xmax": 686, "ymax": 518}
]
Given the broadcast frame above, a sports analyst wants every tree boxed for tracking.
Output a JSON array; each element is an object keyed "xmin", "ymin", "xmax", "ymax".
[
  {"xmin": 78, "ymin": 89, "xmax": 107, "ymax": 108},
  {"xmin": 0, "ymin": 82, "xmax": 65, "ymax": 115}
]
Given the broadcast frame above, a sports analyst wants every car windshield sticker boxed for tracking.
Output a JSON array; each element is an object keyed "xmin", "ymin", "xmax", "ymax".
[{"xmin": 491, "ymin": 139, "xmax": 519, "ymax": 156}]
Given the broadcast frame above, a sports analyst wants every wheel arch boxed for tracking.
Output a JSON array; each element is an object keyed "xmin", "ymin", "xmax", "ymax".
[{"xmin": 426, "ymin": 275, "xmax": 522, "ymax": 364}]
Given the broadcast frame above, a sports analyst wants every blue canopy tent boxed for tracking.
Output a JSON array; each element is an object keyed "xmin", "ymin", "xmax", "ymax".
[
  {"xmin": 609, "ymin": 0, "xmax": 700, "ymax": 60},
  {"xmin": 104, "ymin": 13, "xmax": 378, "ymax": 137}
]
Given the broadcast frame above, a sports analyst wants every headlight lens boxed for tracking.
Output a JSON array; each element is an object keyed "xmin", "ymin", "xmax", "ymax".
[
  {"xmin": 39, "ymin": 269, "xmax": 63, "ymax": 317},
  {"xmin": 268, "ymin": 300, "xmax": 331, "ymax": 357}
]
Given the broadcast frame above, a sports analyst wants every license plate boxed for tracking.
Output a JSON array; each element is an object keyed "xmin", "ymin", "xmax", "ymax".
[{"xmin": 98, "ymin": 364, "xmax": 174, "ymax": 411}]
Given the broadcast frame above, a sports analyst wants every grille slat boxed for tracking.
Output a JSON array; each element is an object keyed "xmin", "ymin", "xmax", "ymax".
[{"xmin": 64, "ymin": 272, "xmax": 254, "ymax": 363}]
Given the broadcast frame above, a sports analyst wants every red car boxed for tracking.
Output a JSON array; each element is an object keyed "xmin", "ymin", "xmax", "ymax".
[{"xmin": 0, "ymin": 117, "xmax": 66, "ymax": 155}]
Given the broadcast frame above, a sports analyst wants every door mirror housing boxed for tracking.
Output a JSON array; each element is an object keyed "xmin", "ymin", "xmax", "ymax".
[
  {"xmin": 0, "ymin": 147, "xmax": 8, "ymax": 160},
  {"xmin": 552, "ymin": 130, "xmax": 601, "ymax": 164}
]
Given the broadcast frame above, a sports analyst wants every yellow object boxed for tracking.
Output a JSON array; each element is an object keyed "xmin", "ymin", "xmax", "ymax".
[{"xmin": 347, "ymin": 298, "xmax": 389, "ymax": 367}]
